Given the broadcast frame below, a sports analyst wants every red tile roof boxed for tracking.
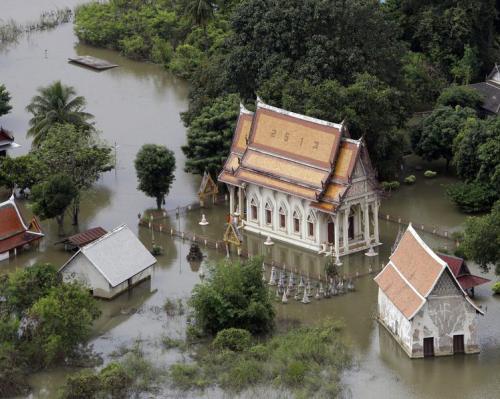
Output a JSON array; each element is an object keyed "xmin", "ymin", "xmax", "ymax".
[
  {"xmin": 0, "ymin": 203, "xmax": 26, "ymax": 240},
  {"xmin": 438, "ymin": 253, "xmax": 491, "ymax": 290}
]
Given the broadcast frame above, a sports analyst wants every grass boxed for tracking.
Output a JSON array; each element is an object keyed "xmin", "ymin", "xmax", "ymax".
[
  {"xmin": 163, "ymin": 298, "xmax": 185, "ymax": 317},
  {"xmin": 169, "ymin": 320, "xmax": 351, "ymax": 398}
]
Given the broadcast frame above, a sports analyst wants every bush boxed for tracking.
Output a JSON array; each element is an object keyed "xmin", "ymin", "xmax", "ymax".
[
  {"xmin": 492, "ymin": 282, "xmax": 500, "ymax": 295},
  {"xmin": 213, "ymin": 328, "xmax": 252, "ymax": 352},
  {"xmin": 60, "ymin": 369, "xmax": 100, "ymax": 399},
  {"xmin": 151, "ymin": 244, "xmax": 163, "ymax": 256},
  {"xmin": 99, "ymin": 363, "xmax": 132, "ymax": 397},
  {"xmin": 424, "ymin": 170, "xmax": 437, "ymax": 178},
  {"xmin": 168, "ymin": 44, "xmax": 205, "ymax": 79},
  {"xmin": 404, "ymin": 175, "xmax": 416, "ymax": 184},
  {"xmin": 381, "ymin": 181, "xmax": 400, "ymax": 191},
  {"xmin": 189, "ymin": 257, "xmax": 275, "ymax": 335},
  {"xmin": 169, "ymin": 364, "xmax": 205, "ymax": 390},
  {"xmin": 447, "ymin": 182, "xmax": 497, "ymax": 213}
]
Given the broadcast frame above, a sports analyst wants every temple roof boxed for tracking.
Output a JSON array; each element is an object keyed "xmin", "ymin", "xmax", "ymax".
[
  {"xmin": 0, "ymin": 127, "xmax": 20, "ymax": 152},
  {"xmin": 218, "ymin": 99, "xmax": 370, "ymax": 207},
  {"xmin": 0, "ymin": 195, "xmax": 44, "ymax": 254},
  {"xmin": 438, "ymin": 253, "xmax": 491, "ymax": 290},
  {"xmin": 375, "ymin": 225, "xmax": 483, "ymax": 320}
]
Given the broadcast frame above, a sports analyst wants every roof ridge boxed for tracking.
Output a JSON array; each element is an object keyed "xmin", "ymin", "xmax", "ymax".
[
  {"xmin": 81, "ymin": 224, "xmax": 127, "ymax": 252},
  {"xmin": 389, "ymin": 260, "xmax": 425, "ymax": 302}
]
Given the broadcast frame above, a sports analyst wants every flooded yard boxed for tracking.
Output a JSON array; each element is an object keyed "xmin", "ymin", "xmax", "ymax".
[{"xmin": 0, "ymin": 6, "xmax": 499, "ymax": 399}]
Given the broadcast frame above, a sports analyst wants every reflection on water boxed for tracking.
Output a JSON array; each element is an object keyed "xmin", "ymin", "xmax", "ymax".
[{"xmin": 1, "ymin": 15, "xmax": 500, "ymax": 399}]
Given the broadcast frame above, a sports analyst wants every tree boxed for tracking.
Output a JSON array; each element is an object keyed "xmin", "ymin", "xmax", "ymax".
[
  {"xmin": 182, "ymin": 94, "xmax": 239, "ymax": 176},
  {"xmin": 27, "ymin": 282, "xmax": 101, "ymax": 367},
  {"xmin": 134, "ymin": 144, "xmax": 176, "ymax": 209},
  {"xmin": 447, "ymin": 182, "xmax": 497, "ymax": 213},
  {"xmin": 451, "ymin": 45, "xmax": 480, "ymax": 85},
  {"xmin": 437, "ymin": 86, "xmax": 483, "ymax": 111},
  {"xmin": 31, "ymin": 175, "xmax": 77, "ymax": 235},
  {"xmin": 412, "ymin": 106, "xmax": 476, "ymax": 170},
  {"xmin": 0, "ymin": 155, "xmax": 42, "ymax": 193},
  {"xmin": 0, "ymin": 84, "xmax": 12, "ymax": 117},
  {"xmin": 184, "ymin": 0, "xmax": 214, "ymax": 49},
  {"xmin": 25, "ymin": 81, "xmax": 94, "ymax": 147},
  {"xmin": 461, "ymin": 201, "xmax": 500, "ymax": 273},
  {"xmin": 33, "ymin": 124, "xmax": 113, "ymax": 225},
  {"xmin": 189, "ymin": 257, "xmax": 275, "ymax": 335}
]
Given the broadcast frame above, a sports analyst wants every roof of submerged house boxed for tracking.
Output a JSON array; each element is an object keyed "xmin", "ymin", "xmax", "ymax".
[
  {"xmin": 59, "ymin": 224, "xmax": 157, "ymax": 287},
  {"xmin": 0, "ymin": 194, "xmax": 44, "ymax": 254},
  {"xmin": 0, "ymin": 127, "xmax": 20, "ymax": 151},
  {"xmin": 57, "ymin": 227, "xmax": 108, "ymax": 248},
  {"xmin": 374, "ymin": 224, "xmax": 483, "ymax": 320},
  {"xmin": 467, "ymin": 63, "xmax": 500, "ymax": 114},
  {"xmin": 437, "ymin": 253, "xmax": 490, "ymax": 290},
  {"xmin": 218, "ymin": 98, "xmax": 375, "ymax": 213}
]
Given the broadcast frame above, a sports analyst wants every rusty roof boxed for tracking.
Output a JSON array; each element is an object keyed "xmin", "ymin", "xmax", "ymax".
[{"xmin": 64, "ymin": 227, "xmax": 108, "ymax": 248}]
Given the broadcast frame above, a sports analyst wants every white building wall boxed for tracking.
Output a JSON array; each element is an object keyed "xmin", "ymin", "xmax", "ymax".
[{"xmin": 377, "ymin": 289, "xmax": 413, "ymax": 355}]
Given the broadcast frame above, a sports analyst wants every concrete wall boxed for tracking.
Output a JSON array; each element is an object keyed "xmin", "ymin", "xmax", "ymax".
[
  {"xmin": 410, "ymin": 271, "xmax": 480, "ymax": 357},
  {"xmin": 377, "ymin": 289, "xmax": 413, "ymax": 355},
  {"xmin": 61, "ymin": 254, "xmax": 152, "ymax": 299}
]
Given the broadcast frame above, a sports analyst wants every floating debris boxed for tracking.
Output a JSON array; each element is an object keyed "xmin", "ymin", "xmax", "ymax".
[{"xmin": 68, "ymin": 55, "xmax": 118, "ymax": 71}]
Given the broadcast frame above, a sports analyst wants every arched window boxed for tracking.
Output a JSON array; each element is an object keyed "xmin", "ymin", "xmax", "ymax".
[
  {"xmin": 279, "ymin": 205, "xmax": 287, "ymax": 230},
  {"xmin": 265, "ymin": 201, "xmax": 273, "ymax": 226},
  {"xmin": 293, "ymin": 210, "xmax": 301, "ymax": 234},
  {"xmin": 250, "ymin": 197, "xmax": 258, "ymax": 221},
  {"xmin": 307, "ymin": 212, "xmax": 316, "ymax": 238}
]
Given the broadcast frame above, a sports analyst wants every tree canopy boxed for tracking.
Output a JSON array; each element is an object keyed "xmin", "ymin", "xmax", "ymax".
[
  {"xmin": 134, "ymin": 144, "xmax": 176, "ymax": 209},
  {"xmin": 436, "ymin": 86, "xmax": 484, "ymax": 111},
  {"xmin": 0, "ymin": 84, "xmax": 12, "ymax": 117}
]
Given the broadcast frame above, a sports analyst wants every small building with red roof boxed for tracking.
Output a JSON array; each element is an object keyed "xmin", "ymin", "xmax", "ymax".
[
  {"xmin": 375, "ymin": 224, "xmax": 484, "ymax": 358},
  {"xmin": 0, "ymin": 194, "xmax": 44, "ymax": 262},
  {"xmin": 437, "ymin": 253, "xmax": 490, "ymax": 296}
]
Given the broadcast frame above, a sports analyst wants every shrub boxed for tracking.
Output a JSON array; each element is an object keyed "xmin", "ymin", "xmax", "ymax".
[
  {"xmin": 99, "ymin": 362, "xmax": 132, "ymax": 397},
  {"xmin": 213, "ymin": 328, "xmax": 252, "ymax": 352},
  {"xmin": 424, "ymin": 170, "xmax": 437, "ymax": 178},
  {"xmin": 151, "ymin": 244, "xmax": 163, "ymax": 256},
  {"xmin": 447, "ymin": 182, "xmax": 497, "ymax": 213},
  {"xmin": 169, "ymin": 364, "xmax": 205, "ymax": 390},
  {"xmin": 221, "ymin": 358, "xmax": 263, "ymax": 390},
  {"xmin": 492, "ymin": 282, "xmax": 500, "ymax": 295},
  {"xmin": 60, "ymin": 369, "xmax": 100, "ymax": 399},
  {"xmin": 381, "ymin": 181, "xmax": 400, "ymax": 191},
  {"xmin": 283, "ymin": 360, "xmax": 308, "ymax": 386},
  {"xmin": 404, "ymin": 175, "xmax": 416, "ymax": 184},
  {"xmin": 168, "ymin": 44, "xmax": 205, "ymax": 79}
]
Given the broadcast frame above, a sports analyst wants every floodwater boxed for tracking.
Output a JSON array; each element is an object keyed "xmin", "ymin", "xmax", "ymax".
[{"xmin": 0, "ymin": 8, "xmax": 499, "ymax": 399}]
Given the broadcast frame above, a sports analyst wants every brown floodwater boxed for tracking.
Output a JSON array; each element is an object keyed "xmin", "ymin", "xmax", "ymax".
[{"xmin": 0, "ymin": 10, "xmax": 499, "ymax": 399}]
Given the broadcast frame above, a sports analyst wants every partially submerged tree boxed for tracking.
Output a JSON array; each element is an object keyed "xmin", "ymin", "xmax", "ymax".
[
  {"xmin": 26, "ymin": 81, "xmax": 94, "ymax": 147},
  {"xmin": 0, "ymin": 84, "xmax": 12, "ymax": 117},
  {"xmin": 134, "ymin": 144, "xmax": 176, "ymax": 209}
]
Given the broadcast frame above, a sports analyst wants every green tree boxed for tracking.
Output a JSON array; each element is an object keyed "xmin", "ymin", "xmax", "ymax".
[
  {"xmin": 0, "ymin": 84, "xmax": 12, "ymax": 117},
  {"xmin": 33, "ymin": 124, "xmax": 113, "ymax": 225},
  {"xmin": 26, "ymin": 81, "xmax": 94, "ymax": 147},
  {"xmin": 31, "ymin": 175, "xmax": 77, "ymax": 235},
  {"xmin": 182, "ymin": 93, "xmax": 239, "ymax": 175},
  {"xmin": 447, "ymin": 181, "xmax": 497, "ymax": 213},
  {"xmin": 134, "ymin": 144, "xmax": 176, "ymax": 209},
  {"xmin": 437, "ymin": 86, "xmax": 483, "ymax": 111},
  {"xmin": 461, "ymin": 201, "xmax": 500, "ymax": 273},
  {"xmin": 451, "ymin": 45, "xmax": 480, "ymax": 85},
  {"xmin": 0, "ymin": 155, "xmax": 42, "ymax": 193},
  {"xmin": 27, "ymin": 282, "xmax": 101, "ymax": 366},
  {"xmin": 184, "ymin": 0, "xmax": 214, "ymax": 49},
  {"xmin": 190, "ymin": 257, "xmax": 275, "ymax": 335},
  {"xmin": 412, "ymin": 106, "xmax": 476, "ymax": 170}
]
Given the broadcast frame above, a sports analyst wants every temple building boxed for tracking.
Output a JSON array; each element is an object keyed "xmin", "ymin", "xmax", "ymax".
[
  {"xmin": 0, "ymin": 194, "xmax": 44, "ymax": 262},
  {"xmin": 375, "ymin": 224, "xmax": 484, "ymax": 358},
  {"xmin": 0, "ymin": 127, "xmax": 20, "ymax": 157},
  {"xmin": 468, "ymin": 63, "xmax": 500, "ymax": 115},
  {"xmin": 218, "ymin": 98, "xmax": 380, "ymax": 261}
]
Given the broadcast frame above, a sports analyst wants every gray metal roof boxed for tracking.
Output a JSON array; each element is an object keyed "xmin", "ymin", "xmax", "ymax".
[
  {"xmin": 60, "ymin": 224, "xmax": 156, "ymax": 287},
  {"xmin": 469, "ymin": 80, "xmax": 500, "ymax": 114}
]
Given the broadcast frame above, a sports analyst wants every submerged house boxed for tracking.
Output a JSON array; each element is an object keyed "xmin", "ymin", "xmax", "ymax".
[
  {"xmin": 218, "ymin": 98, "xmax": 380, "ymax": 260},
  {"xmin": 0, "ymin": 194, "xmax": 44, "ymax": 262},
  {"xmin": 59, "ymin": 225, "xmax": 156, "ymax": 299},
  {"xmin": 375, "ymin": 224, "xmax": 484, "ymax": 358}
]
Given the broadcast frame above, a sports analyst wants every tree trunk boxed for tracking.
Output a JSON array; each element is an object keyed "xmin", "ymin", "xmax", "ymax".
[
  {"xmin": 156, "ymin": 195, "xmax": 163, "ymax": 210},
  {"xmin": 56, "ymin": 214, "xmax": 65, "ymax": 237},
  {"xmin": 72, "ymin": 197, "xmax": 80, "ymax": 226}
]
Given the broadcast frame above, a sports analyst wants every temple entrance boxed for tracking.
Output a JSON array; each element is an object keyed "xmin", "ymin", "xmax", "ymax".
[
  {"xmin": 453, "ymin": 335, "xmax": 465, "ymax": 354},
  {"xmin": 423, "ymin": 337, "xmax": 434, "ymax": 357},
  {"xmin": 327, "ymin": 221, "xmax": 334, "ymax": 243},
  {"xmin": 348, "ymin": 216, "xmax": 354, "ymax": 239}
]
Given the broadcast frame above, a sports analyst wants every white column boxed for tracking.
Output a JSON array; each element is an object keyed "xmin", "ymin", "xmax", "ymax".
[
  {"xmin": 343, "ymin": 207, "xmax": 349, "ymax": 252},
  {"xmin": 364, "ymin": 201, "xmax": 370, "ymax": 246},
  {"xmin": 373, "ymin": 200, "xmax": 380, "ymax": 244},
  {"xmin": 238, "ymin": 187, "xmax": 244, "ymax": 216},
  {"xmin": 229, "ymin": 186, "xmax": 235, "ymax": 215},
  {"xmin": 334, "ymin": 214, "xmax": 340, "ymax": 257}
]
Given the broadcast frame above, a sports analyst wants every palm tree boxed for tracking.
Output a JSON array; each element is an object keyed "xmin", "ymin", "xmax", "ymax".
[
  {"xmin": 26, "ymin": 81, "xmax": 94, "ymax": 147},
  {"xmin": 184, "ymin": 0, "xmax": 214, "ymax": 50}
]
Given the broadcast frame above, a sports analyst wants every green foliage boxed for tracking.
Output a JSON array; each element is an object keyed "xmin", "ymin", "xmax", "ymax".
[
  {"xmin": 437, "ymin": 86, "xmax": 484, "ymax": 111},
  {"xmin": 182, "ymin": 93, "xmax": 239, "ymax": 175},
  {"xmin": 412, "ymin": 106, "xmax": 476, "ymax": 168},
  {"xmin": 451, "ymin": 45, "xmax": 480, "ymax": 85},
  {"xmin": 28, "ymin": 282, "xmax": 101, "ymax": 366},
  {"xmin": 460, "ymin": 201, "xmax": 500, "ymax": 272},
  {"xmin": 150, "ymin": 244, "xmax": 163, "ymax": 256},
  {"xmin": 31, "ymin": 174, "xmax": 77, "ymax": 228},
  {"xmin": 189, "ymin": 256, "xmax": 275, "ymax": 335},
  {"xmin": 60, "ymin": 369, "xmax": 100, "ymax": 399},
  {"xmin": 26, "ymin": 81, "xmax": 94, "ymax": 146},
  {"xmin": 0, "ymin": 344, "xmax": 29, "ymax": 398},
  {"xmin": 447, "ymin": 182, "xmax": 497, "ymax": 213},
  {"xmin": 404, "ymin": 175, "xmax": 416, "ymax": 185},
  {"xmin": 168, "ymin": 44, "xmax": 206, "ymax": 79},
  {"xmin": 0, "ymin": 83, "xmax": 12, "ymax": 117},
  {"xmin": 213, "ymin": 328, "xmax": 252, "ymax": 352},
  {"xmin": 492, "ymin": 282, "xmax": 500, "ymax": 295},
  {"xmin": 424, "ymin": 170, "xmax": 437, "ymax": 178},
  {"xmin": 134, "ymin": 144, "xmax": 176, "ymax": 209},
  {"xmin": 0, "ymin": 155, "xmax": 42, "ymax": 192},
  {"xmin": 170, "ymin": 321, "xmax": 351, "ymax": 396},
  {"xmin": 381, "ymin": 181, "xmax": 401, "ymax": 191},
  {"xmin": 99, "ymin": 362, "xmax": 132, "ymax": 397}
]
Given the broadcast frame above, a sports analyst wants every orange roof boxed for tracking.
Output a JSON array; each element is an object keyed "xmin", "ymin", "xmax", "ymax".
[
  {"xmin": 231, "ymin": 109, "xmax": 253, "ymax": 155},
  {"xmin": 375, "ymin": 224, "xmax": 483, "ymax": 319},
  {"xmin": 333, "ymin": 140, "xmax": 360, "ymax": 182},
  {"xmin": 374, "ymin": 262, "xmax": 424, "ymax": 319},
  {"xmin": 0, "ymin": 202, "xmax": 26, "ymax": 240},
  {"xmin": 218, "ymin": 170, "xmax": 242, "ymax": 186},
  {"xmin": 235, "ymin": 168, "xmax": 319, "ymax": 200},
  {"xmin": 322, "ymin": 183, "xmax": 347, "ymax": 203},
  {"xmin": 310, "ymin": 201, "xmax": 338, "ymax": 214}
]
